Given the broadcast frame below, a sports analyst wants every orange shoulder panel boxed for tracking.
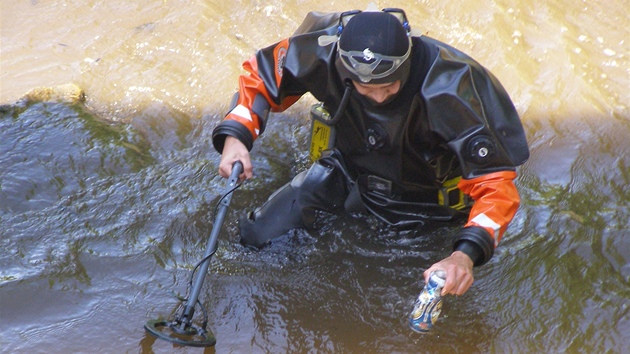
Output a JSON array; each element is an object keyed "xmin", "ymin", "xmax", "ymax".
[{"xmin": 225, "ymin": 41, "xmax": 302, "ymax": 141}]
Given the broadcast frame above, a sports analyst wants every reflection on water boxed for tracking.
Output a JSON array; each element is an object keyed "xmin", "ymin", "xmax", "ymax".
[{"xmin": 1, "ymin": 0, "xmax": 629, "ymax": 352}]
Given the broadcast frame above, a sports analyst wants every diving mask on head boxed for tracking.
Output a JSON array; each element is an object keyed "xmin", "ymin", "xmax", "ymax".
[
  {"xmin": 319, "ymin": 8, "xmax": 414, "ymax": 85},
  {"xmin": 337, "ymin": 44, "xmax": 411, "ymax": 83}
]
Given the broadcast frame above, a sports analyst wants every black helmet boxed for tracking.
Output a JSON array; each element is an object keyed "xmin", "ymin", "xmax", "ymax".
[{"xmin": 335, "ymin": 10, "xmax": 412, "ymax": 85}]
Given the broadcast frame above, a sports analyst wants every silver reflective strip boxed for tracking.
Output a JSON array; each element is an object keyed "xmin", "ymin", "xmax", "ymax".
[
  {"xmin": 230, "ymin": 104, "xmax": 253, "ymax": 122},
  {"xmin": 471, "ymin": 213, "xmax": 501, "ymax": 246}
]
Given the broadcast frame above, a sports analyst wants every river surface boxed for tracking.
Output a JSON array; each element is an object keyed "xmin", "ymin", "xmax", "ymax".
[{"xmin": 1, "ymin": 1, "xmax": 629, "ymax": 353}]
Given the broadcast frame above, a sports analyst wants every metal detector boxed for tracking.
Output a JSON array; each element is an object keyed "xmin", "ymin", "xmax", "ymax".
[{"xmin": 145, "ymin": 161, "xmax": 243, "ymax": 347}]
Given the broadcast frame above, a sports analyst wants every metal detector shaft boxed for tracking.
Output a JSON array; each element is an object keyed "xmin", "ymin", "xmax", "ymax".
[{"xmin": 179, "ymin": 161, "xmax": 243, "ymax": 329}]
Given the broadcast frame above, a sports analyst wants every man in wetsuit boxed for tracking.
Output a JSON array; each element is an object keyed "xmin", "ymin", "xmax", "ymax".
[{"xmin": 212, "ymin": 9, "xmax": 529, "ymax": 296}]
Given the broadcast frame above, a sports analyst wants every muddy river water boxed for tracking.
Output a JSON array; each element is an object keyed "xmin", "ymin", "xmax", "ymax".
[{"xmin": 1, "ymin": 1, "xmax": 628, "ymax": 353}]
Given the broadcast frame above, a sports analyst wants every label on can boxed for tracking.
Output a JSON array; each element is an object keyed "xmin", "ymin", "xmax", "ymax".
[
  {"xmin": 409, "ymin": 272, "xmax": 445, "ymax": 333},
  {"xmin": 409, "ymin": 296, "xmax": 443, "ymax": 332}
]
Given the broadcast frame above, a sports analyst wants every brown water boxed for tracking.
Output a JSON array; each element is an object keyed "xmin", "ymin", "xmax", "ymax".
[{"xmin": 1, "ymin": 1, "xmax": 629, "ymax": 353}]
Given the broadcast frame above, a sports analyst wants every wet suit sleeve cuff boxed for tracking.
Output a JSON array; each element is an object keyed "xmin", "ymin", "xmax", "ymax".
[
  {"xmin": 453, "ymin": 226, "xmax": 495, "ymax": 267},
  {"xmin": 212, "ymin": 120, "xmax": 255, "ymax": 153}
]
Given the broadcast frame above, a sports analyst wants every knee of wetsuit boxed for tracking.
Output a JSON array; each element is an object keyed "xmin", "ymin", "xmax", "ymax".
[
  {"xmin": 238, "ymin": 182, "xmax": 306, "ymax": 248},
  {"xmin": 292, "ymin": 158, "xmax": 347, "ymax": 212},
  {"xmin": 238, "ymin": 158, "xmax": 349, "ymax": 248},
  {"xmin": 239, "ymin": 210, "xmax": 271, "ymax": 249}
]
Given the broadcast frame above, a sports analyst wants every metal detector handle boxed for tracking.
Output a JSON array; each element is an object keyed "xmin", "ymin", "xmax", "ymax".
[
  {"xmin": 231, "ymin": 160, "xmax": 243, "ymax": 178},
  {"xmin": 223, "ymin": 161, "xmax": 243, "ymax": 205},
  {"xmin": 178, "ymin": 160, "xmax": 242, "ymax": 329}
]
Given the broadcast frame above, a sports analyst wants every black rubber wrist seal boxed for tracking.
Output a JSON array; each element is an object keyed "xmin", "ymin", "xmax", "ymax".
[
  {"xmin": 212, "ymin": 120, "xmax": 254, "ymax": 153},
  {"xmin": 453, "ymin": 226, "xmax": 495, "ymax": 266}
]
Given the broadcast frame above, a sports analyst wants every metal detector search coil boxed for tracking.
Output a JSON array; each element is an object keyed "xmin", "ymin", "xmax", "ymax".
[{"xmin": 144, "ymin": 161, "xmax": 243, "ymax": 347}]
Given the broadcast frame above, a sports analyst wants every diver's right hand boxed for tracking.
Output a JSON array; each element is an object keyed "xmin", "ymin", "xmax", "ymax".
[{"xmin": 219, "ymin": 136, "xmax": 253, "ymax": 181}]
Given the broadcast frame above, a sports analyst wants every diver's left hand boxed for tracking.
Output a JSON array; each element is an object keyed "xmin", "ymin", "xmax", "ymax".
[{"xmin": 424, "ymin": 251, "xmax": 474, "ymax": 296}]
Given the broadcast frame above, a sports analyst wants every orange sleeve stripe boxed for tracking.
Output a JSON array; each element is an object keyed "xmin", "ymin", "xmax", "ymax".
[
  {"xmin": 225, "ymin": 111, "xmax": 259, "ymax": 139},
  {"xmin": 224, "ymin": 41, "xmax": 301, "ymax": 141},
  {"xmin": 457, "ymin": 171, "xmax": 520, "ymax": 246},
  {"xmin": 273, "ymin": 39, "xmax": 289, "ymax": 88},
  {"xmin": 245, "ymin": 41, "xmax": 301, "ymax": 112},
  {"xmin": 240, "ymin": 55, "xmax": 280, "ymax": 111}
]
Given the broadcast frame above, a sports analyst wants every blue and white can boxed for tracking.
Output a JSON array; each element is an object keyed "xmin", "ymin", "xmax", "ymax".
[{"xmin": 409, "ymin": 270, "xmax": 447, "ymax": 333}]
